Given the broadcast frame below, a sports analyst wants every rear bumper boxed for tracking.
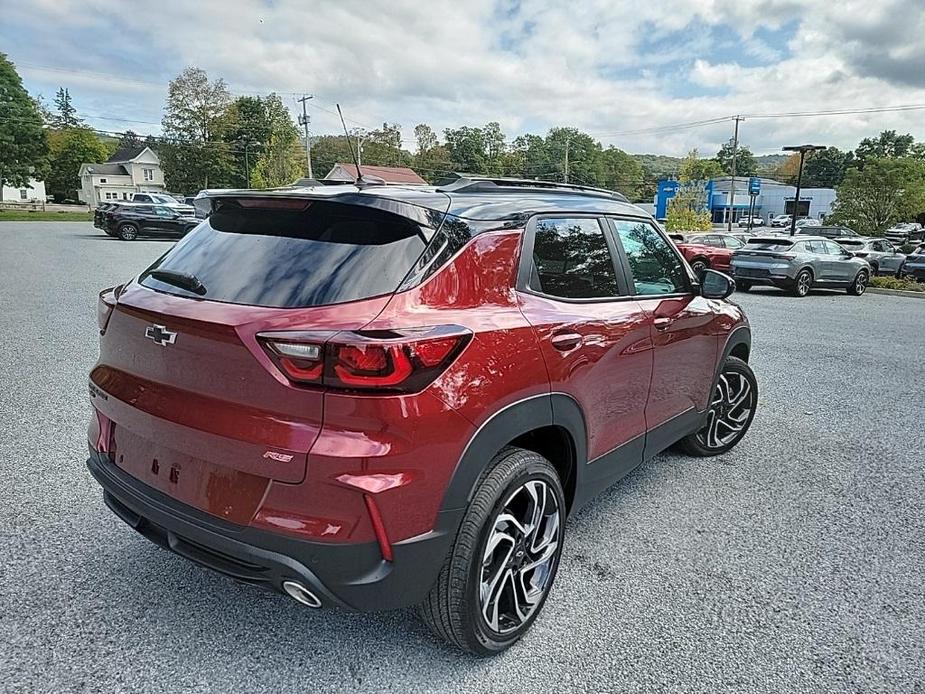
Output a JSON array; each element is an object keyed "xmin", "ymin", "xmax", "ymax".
[{"xmin": 87, "ymin": 449, "xmax": 460, "ymax": 612}]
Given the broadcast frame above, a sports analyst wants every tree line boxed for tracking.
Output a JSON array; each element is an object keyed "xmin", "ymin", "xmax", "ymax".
[{"xmin": 1, "ymin": 53, "xmax": 924, "ymax": 232}]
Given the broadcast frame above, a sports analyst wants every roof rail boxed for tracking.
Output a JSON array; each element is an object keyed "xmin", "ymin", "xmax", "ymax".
[{"xmin": 435, "ymin": 174, "xmax": 629, "ymax": 202}]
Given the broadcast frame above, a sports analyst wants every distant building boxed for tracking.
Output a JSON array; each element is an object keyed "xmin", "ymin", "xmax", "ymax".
[
  {"xmin": 1, "ymin": 178, "xmax": 46, "ymax": 203},
  {"xmin": 78, "ymin": 146, "xmax": 165, "ymax": 208},
  {"xmin": 655, "ymin": 176, "xmax": 836, "ymax": 224},
  {"xmin": 324, "ymin": 163, "xmax": 427, "ymax": 185}
]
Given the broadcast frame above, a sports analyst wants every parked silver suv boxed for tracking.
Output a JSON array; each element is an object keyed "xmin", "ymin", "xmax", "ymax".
[
  {"xmin": 836, "ymin": 237, "xmax": 906, "ymax": 276},
  {"xmin": 731, "ymin": 235, "xmax": 871, "ymax": 297}
]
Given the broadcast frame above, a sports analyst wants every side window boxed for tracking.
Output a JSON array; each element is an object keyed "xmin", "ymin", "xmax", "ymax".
[
  {"xmin": 792, "ymin": 241, "xmax": 809, "ymax": 253},
  {"xmin": 805, "ymin": 240, "xmax": 824, "ymax": 254},
  {"xmin": 612, "ymin": 220, "xmax": 689, "ymax": 296},
  {"xmin": 723, "ymin": 236, "xmax": 744, "ymax": 249},
  {"xmin": 529, "ymin": 217, "xmax": 620, "ymax": 299},
  {"xmin": 823, "ymin": 240, "xmax": 844, "ymax": 255}
]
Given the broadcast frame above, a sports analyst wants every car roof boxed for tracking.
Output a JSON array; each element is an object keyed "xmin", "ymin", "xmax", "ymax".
[{"xmin": 203, "ymin": 176, "xmax": 651, "ymax": 223}]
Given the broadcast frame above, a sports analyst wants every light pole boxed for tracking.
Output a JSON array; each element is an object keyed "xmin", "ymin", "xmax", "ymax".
[{"xmin": 782, "ymin": 144, "xmax": 826, "ymax": 236}]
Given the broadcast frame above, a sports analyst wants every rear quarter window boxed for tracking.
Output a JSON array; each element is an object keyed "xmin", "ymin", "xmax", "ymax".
[{"xmin": 140, "ymin": 199, "xmax": 429, "ymax": 308}]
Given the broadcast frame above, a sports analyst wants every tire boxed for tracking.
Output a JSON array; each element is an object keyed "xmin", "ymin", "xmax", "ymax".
[
  {"xmin": 736, "ymin": 280, "xmax": 752, "ymax": 292},
  {"xmin": 690, "ymin": 258, "xmax": 709, "ymax": 276},
  {"xmin": 847, "ymin": 269, "xmax": 869, "ymax": 296},
  {"xmin": 118, "ymin": 223, "xmax": 138, "ymax": 241},
  {"xmin": 789, "ymin": 268, "xmax": 812, "ymax": 297},
  {"xmin": 679, "ymin": 356, "xmax": 757, "ymax": 457},
  {"xmin": 417, "ymin": 447, "xmax": 566, "ymax": 656}
]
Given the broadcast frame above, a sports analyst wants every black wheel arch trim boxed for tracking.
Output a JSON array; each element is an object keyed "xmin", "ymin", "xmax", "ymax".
[{"xmin": 439, "ymin": 392, "xmax": 588, "ymax": 515}]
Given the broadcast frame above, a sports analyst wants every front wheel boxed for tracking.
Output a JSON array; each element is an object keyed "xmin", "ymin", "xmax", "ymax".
[
  {"xmin": 847, "ymin": 269, "xmax": 869, "ymax": 295},
  {"xmin": 679, "ymin": 356, "xmax": 757, "ymax": 456},
  {"xmin": 417, "ymin": 448, "xmax": 565, "ymax": 656},
  {"xmin": 736, "ymin": 280, "xmax": 752, "ymax": 292}
]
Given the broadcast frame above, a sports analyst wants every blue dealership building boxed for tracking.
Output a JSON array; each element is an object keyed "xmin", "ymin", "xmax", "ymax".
[{"xmin": 654, "ymin": 176, "xmax": 837, "ymax": 224}]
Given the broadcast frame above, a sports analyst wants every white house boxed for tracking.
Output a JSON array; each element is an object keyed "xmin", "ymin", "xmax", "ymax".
[
  {"xmin": 1, "ymin": 178, "xmax": 47, "ymax": 203},
  {"xmin": 78, "ymin": 146, "xmax": 166, "ymax": 208}
]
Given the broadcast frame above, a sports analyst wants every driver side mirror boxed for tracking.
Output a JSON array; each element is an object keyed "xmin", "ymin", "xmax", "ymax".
[{"xmin": 699, "ymin": 269, "xmax": 736, "ymax": 299}]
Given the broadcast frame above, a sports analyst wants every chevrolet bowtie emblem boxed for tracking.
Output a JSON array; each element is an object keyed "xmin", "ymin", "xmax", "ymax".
[{"xmin": 145, "ymin": 324, "xmax": 177, "ymax": 347}]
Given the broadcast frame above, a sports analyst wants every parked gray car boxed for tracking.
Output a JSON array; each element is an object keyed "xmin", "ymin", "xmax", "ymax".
[
  {"xmin": 730, "ymin": 235, "xmax": 871, "ymax": 297},
  {"xmin": 836, "ymin": 237, "xmax": 906, "ymax": 276}
]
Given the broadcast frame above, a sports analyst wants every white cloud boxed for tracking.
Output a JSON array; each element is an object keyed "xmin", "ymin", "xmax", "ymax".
[{"xmin": 4, "ymin": 0, "xmax": 925, "ymax": 156}]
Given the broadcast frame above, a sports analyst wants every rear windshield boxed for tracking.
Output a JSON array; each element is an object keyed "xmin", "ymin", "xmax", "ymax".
[
  {"xmin": 744, "ymin": 238, "xmax": 794, "ymax": 250},
  {"xmin": 139, "ymin": 199, "xmax": 428, "ymax": 308}
]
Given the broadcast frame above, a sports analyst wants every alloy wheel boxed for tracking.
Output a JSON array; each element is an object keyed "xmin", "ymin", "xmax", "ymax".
[
  {"xmin": 696, "ymin": 371, "xmax": 755, "ymax": 450},
  {"xmin": 855, "ymin": 271, "xmax": 868, "ymax": 294},
  {"xmin": 479, "ymin": 479, "xmax": 561, "ymax": 635},
  {"xmin": 796, "ymin": 271, "xmax": 811, "ymax": 296}
]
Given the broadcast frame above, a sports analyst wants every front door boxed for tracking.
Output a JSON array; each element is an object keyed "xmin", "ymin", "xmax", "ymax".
[
  {"xmin": 517, "ymin": 216, "xmax": 653, "ymax": 481},
  {"xmin": 608, "ymin": 219, "xmax": 718, "ymax": 457}
]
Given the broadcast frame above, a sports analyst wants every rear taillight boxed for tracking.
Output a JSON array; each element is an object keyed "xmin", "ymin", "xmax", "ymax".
[
  {"xmin": 97, "ymin": 285, "xmax": 122, "ymax": 333},
  {"xmin": 259, "ymin": 325, "xmax": 471, "ymax": 393}
]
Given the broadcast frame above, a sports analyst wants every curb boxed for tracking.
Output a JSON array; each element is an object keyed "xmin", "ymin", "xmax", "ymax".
[{"xmin": 866, "ymin": 287, "xmax": 925, "ymax": 299}]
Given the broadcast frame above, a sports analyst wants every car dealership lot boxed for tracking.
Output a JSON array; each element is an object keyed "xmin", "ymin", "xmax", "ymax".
[{"xmin": 2, "ymin": 222, "xmax": 923, "ymax": 693}]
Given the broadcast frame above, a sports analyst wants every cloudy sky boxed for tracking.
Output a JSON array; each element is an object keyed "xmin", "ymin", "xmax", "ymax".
[{"xmin": 3, "ymin": 0, "xmax": 925, "ymax": 157}]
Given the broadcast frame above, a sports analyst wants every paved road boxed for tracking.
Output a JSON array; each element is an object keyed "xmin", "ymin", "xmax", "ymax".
[{"xmin": 2, "ymin": 223, "xmax": 923, "ymax": 693}]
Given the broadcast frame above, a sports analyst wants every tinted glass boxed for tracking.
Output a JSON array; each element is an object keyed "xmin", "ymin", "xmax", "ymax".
[
  {"xmin": 746, "ymin": 239, "xmax": 794, "ymax": 250},
  {"xmin": 530, "ymin": 218, "xmax": 620, "ymax": 298},
  {"xmin": 612, "ymin": 220, "xmax": 688, "ymax": 295},
  {"xmin": 723, "ymin": 236, "xmax": 744, "ymax": 249},
  {"xmin": 140, "ymin": 200, "xmax": 427, "ymax": 308}
]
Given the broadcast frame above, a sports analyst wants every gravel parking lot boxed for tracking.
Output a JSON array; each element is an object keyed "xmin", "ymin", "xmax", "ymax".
[{"xmin": 2, "ymin": 222, "xmax": 923, "ymax": 693}]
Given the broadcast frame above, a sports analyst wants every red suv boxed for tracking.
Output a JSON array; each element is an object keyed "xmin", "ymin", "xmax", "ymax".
[
  {"xmin": 670, "ymin": 232, "xmax": 746, "ymax": 275},
  {"xmin": 87, "ymin": 177, "xmax": 756, "ymax": 655}
]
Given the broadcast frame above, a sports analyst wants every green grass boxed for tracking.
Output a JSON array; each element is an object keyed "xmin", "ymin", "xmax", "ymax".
[
  {"xmin": 0, "ymin": 210, "xmax": 92, "ymax": 222},
  {"xmin": 870, "ymin": 276, "xmax": 925, "ymax": 292}
]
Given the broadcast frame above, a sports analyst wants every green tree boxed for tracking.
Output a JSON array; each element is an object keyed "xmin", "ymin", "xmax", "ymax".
[
  {"xmin": 443, "ymin": 125, "xmax": 488, "ymax": 173},
  {"xmin": 51, "ymin": 87, "xmax": 83, "ymax": 128},
  {"xmin": 224, "ymin": 93, "xmax": 298, "ymax": 186},
  {"xmin": 854, "ymin": 130, "xmax": 915, "ymax": 169},
  {"xmin": 665, "ymin": 180, "xmax": 713, "ymax": 232},
  {"xmin": 159, "ymin": 67, "xmax": 234, "ymax": 192},
  {"xmin": 0, "ymin": 53, "xmax": 49, "ymax": 194},
  {"xmin": 716, "ymin": 141, "xmax": 758, "ymax": 177},
  {"xmin": 482, "ymin": 122, "xmax": 506, "ymax": 176},
  {"xmin": 544, "ymin": 127, "xmax": 599, "ymax": 185},
  {"xmin": 598, "ymin": 146, "xmax": 646, "ymax": 199},
  {"xmin": 505, "ymin": 134, "xmax": 547, "ymax": 178},
  {"xmin": 250, "ymin": 95, "xmax": 301, "ymax": 187},
  {"xmin": 828, "ymin": 157, "xmax": 925, "ymax": 235},
  {"xmin": 116, "ymin": 130, "xmax": 143, "ymax": 151},
  {"xmin": 310, "ymin": 134, "xmax": 359, "ymax": 179},
  {"xmin": 678, "ymin": 149, "xmax": 723, "ymax": 182},
  {"xmin": 801, "ymin": 147, "xmax": 853, "ymax": 187},
  {"xmin": 46, "ymin": 127, "xmax": 111, "ymax": 201}
]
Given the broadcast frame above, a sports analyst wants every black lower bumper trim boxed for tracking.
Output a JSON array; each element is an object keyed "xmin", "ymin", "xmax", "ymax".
[{"xmin": 87, "ymin": 450, "xmax": 461, "ymax": 611}]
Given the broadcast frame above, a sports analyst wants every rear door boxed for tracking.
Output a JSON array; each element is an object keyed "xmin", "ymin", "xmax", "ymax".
[
  {"xmin": 821, "ymin": 240, "xmax": 855, "ymax": 281},
  {"xmin": 517, "ymin": 215, "xmax": 653, "ymax": 478},
  {"xmin": 91, "ymin": 197, "xmax": 433, "ymax": 523},
  {"xmin": 608, "ymin": 218, "xmax": 717, "ymax": 456}
]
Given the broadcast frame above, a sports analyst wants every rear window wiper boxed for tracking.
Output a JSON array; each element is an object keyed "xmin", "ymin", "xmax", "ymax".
[{"xmin": 148, "ymin": 269, "xmax": 207, "ymax": 295}]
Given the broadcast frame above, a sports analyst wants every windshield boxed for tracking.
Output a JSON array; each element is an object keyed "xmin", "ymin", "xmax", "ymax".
[{"xmin": 139, "ymin": 199, "xmax": 429, "ymax": 308}]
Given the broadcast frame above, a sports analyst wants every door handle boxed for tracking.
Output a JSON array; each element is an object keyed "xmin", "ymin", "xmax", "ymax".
[
  {"xmin": 653, "ymin": 316, "xmax": 673, "ymax": 331},
  {"xmin": 550, "ymin": 332, "xmax": 583, "ymax": 351}
]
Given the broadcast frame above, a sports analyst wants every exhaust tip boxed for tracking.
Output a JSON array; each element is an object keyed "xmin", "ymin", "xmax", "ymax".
[{"xmin": 282, "ymin": 580, "xmax": 322, "ymax": 608}]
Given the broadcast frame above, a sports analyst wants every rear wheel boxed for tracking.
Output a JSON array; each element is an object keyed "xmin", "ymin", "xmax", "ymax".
[
  {"xmin": 690, "ymin": 258, "xmax": 709, "ymax": 276},
  {"xmin": 118, "ymin": 223, "xmax": 138, "ymax": 241},
  {"xmin": 417, "ymin": 447, "xmax": 565, "ymax": 656},
  {"xmin": 790, "ymin": 269, "xmax": 812, "ymax": 297},
  {"xmin": 679, "ymin": 356, "xmax": 757, "ymax": 456},
  {"xmin": 847, "ymin": 269, "xmax": 869, "ymax": 295}
]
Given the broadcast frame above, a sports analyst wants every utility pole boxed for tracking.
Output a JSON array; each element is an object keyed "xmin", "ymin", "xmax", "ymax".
[
  {"xmin": 782, "ymin": 144, "xmax": 826, "ymax": 236},
  {"xmin": 354, "ymin": 130, "xmax": 367, "ymax": 168},
  {"xmin": 242, "ymin": 138, "xmax": 251, "ymax": 188},
  {"xmin": 297, "ymin": 94, "xmax": 314, "ymax": 178},
  {"xmin": 726, "ymin": 116, "xmax": 743, "ymax": 232},
  {"xmin": 564, "ymin": 135, "xmax": 571, "ymax": 184}
]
